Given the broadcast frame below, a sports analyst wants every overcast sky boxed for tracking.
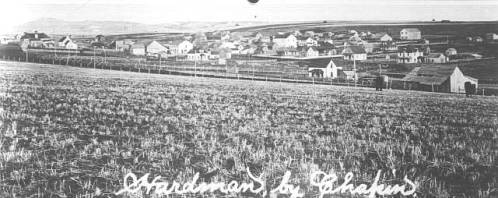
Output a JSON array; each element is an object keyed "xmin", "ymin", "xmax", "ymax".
[{"xmin": 1, "ymin": 0, "xmax": 497, "ymax": 33}]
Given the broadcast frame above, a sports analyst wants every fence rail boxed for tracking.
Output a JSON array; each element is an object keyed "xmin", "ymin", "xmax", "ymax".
[{"xmin": 1, "ymin": 52, "xmax": 497, "ymax": 96}]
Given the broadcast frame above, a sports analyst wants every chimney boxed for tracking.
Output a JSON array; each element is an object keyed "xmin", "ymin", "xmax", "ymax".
[{"xmin": 34, "ymin": 30, "xmax": 39, "ymax": 39}]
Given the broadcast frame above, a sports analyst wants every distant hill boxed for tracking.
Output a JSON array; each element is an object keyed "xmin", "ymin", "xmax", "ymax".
[{"xmin": 14, "ymin": 18, "xmax": 271, "ymax": 35}]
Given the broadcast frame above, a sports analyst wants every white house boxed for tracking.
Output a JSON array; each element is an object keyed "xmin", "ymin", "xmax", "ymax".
[
  {"xmin": 272, "ymin": 34, "xmax": 297, "ymax": 49},
  {"xmin": 299, "ymin": 46, "xmax": 319, "ymax": 57},
  {"xmin": 57, "ymin": 35, "xmax": 78, "ymax": 49},
  {"xmin": 400, "ymin": 28, "xmax": 422, "ymax": 40},
  {"xmin": 445, "ymin": 48, "xmax": 458, "ymax": 56},
  {"xmin": 130, "ymin": 43, "xmax": 146, "ymax": 56},
  {"xmin": 380, "ymin": 34, "xmax": 393, "ymax": 42},
  {"xmin": 342, "ymin": 46, "xmax": 367, "ymax": 61},
  {"xmin": 178, "ymin": 40, "xmax": 194, "ymax": 54},
  {"xmin": 397, "ymin": 46, "xmax": 424, "ymax": 64},
  {"xmin": 305, "ymin": 58, "xmax": 342, "ymax": 78},
  {"xmin": 297, "ymin": 37, "xmax": 318, "ymax": 47}
]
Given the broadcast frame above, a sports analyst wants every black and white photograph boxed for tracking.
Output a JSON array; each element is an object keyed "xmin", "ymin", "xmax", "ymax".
[{"xmin": 0, "ymin": 0, "xmax": 497, "ymax": 197}]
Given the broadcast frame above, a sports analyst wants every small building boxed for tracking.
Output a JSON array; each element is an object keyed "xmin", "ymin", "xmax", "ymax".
[
  {"xmin": 402, "ymin": 65, "xmax": 478, "ymax": 93},
  {"xmin": 400, "ymin": 28, "xmax": 422, "ymax": 40},
  {"xmin": 298, "ymin": 46, "xmax": 319, "ymax": 57},
  {"xmin": 110, "ymin": 39, "xmax": 134, "ymax": 51},
  {"xmin": 297, "ymin": 37, "xmax": 318, "ymax": 47},
  {"xmin": 445, "ymin": 48, "xmax": 457, "ymax": 56},
  {"xmin": 302, "ymin": 58, "xmax": 342, "ymax": 78},
  {"xmin": 186, "ymin": 52, "xmax": 210, "ymax": 61},
  {"xmin": 425, "ymin": 53, "xmax": 448, "ymax": 63},
  {"xmin": 342, "ymin": 46, "xmax": 367, "ymax": 61},
  {"xmin": 380, "ymin": 41, "xmax": 397, "ymax": 51},
  {"xmin": 379, "ymin": 34, "xmax": 393, "ymax": 42},
  {"xmin": 145, "ymin": 40, "xmax": 168, "ymax": 55},
  {"xmin": 57, "ymin": 35, "xmax": 78, "ymax": 49},
  {"xmin": 130, "ymin": 43, "xmax": 146, "ymax": 56},
  {"xmin": 338, "ymin": 70, "xmax": 357, "ymax": 80},
  {"xmin": 485, "ymin": 33, "xmax": 498, "ymax": 41},
  {"xmin": 165, "ymin": 40, "xmax": 194, "ymax": 55},
  {"xmin": 370, "ymin": 32, "xmax": 393, "ymax": 42},
  {"xmin": 473, "ymin": 36, "xmax": 483, "ymax": 43},
  {"xmin": 178, "ymin": 40, "xmax": 194, "ymax": 54}
]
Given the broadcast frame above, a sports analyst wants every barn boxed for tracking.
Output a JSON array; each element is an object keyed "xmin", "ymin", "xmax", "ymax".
[{"xmin": 402, "ymin": 65, "xmax": 478, "ymax": 93}]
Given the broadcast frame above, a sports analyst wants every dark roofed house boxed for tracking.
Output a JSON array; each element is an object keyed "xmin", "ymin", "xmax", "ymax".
[
  {"xmin": 402, "ymin": 64, "xmax": 477, "ymax": 93},
  {"xmin": 20, "ymin": 31, "xmax": 54, "ymax": 49},
  {"xmin": 20, "ymin": 31, "xmax": 50, "ymax": 40}
]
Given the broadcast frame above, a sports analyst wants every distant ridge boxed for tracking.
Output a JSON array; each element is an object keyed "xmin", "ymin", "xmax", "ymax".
[{"xmin": 14, "ymin": 18, "xmax": 272, "ymax": 35}]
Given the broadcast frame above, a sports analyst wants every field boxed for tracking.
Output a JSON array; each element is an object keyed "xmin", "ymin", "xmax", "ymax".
[{"xmin": 0, "ymin": 61, "xmax": 497, "ymax": 198}]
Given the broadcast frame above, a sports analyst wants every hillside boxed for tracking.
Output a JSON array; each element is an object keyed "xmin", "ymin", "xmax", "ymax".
[{"xmin": 14, "ymin": 18, "xmax": 272, "ymax": 35}]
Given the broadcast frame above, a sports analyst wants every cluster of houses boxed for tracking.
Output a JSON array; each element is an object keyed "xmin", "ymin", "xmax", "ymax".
[
  {"xmin": 464, "ymin": 32, "xmax": 498, "ymax": 43},
  {"xmin": 0, "ymin": 28, "xmax": 487, "ymax": 94},
  {"xmin": 4, "ymin": 28, "xmax": 487, "ymax": 65}
]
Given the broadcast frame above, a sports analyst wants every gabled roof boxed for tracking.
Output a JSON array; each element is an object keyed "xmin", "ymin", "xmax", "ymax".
[
  {"xmin": 58, "ymin": 36, "xmax": 70, "ymax": 42},
  {"xmin": 342, "ymin": 46, "xmax": 366, "ymax": 54},
  {"xmin": 131, "ymin": 43, "xmax": 145, "ymax": 49},
  {"xmin": 402, "ymin": 64, "xmax": 458, "ymax": 85},
  {"xmin": 299, "ymin": 58, "xmax": 334, "ymax": 68}
]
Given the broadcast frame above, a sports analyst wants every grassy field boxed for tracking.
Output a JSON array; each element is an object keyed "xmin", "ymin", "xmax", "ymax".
[{"xmin": 0, "ymin": 61, "xmax": 497, "ymax": 198}]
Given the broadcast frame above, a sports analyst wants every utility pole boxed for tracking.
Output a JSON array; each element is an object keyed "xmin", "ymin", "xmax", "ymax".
[
  {"xmin": 353, "ymin": 57, "xmax": 357, "ymax": 87},
  {"xmin": 93, "ymin": 46, "xmax": 96, "ymax": 69},
  {"xmin": 102, "ymin": 46, "xmax": 107, "ymax": 65}
]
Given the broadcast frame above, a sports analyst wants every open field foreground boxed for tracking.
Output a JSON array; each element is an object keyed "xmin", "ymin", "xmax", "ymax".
[{"xmin": 0, "ymin": 61, "xmax": 497, "ymax": 198}]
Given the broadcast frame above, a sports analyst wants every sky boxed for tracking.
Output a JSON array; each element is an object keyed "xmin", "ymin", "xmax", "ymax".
[{"xmin": 1, "ymin": 0, "xmax": 498, "ymax": 33}]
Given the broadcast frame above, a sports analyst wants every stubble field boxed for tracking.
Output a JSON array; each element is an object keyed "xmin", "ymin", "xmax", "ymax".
[{"xmin": 0, "ymin": 61, "xmax": 496, "ymax": 198}]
